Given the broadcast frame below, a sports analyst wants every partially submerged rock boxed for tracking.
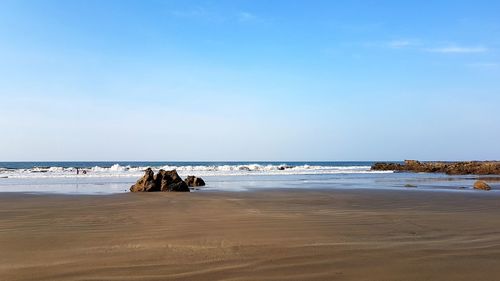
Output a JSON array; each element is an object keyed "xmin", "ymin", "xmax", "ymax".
[
  {"xmin": 130, "ymin": 169, "xmax": 195, "ymax": 192},
  {"xmin": 184, "ymin": 176, "xmax": 206, "ymax": 187},
  {"xmin": 473, "ymin": 180, "xmax": 491, "ymax": 191}
]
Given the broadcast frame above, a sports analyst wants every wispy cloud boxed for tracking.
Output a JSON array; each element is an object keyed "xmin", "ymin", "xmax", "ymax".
[
  {"xmin": 369, "ymin": 39, "xmax": 491, "ymax": 55},
  {"xmin": 467, "ymin": 62, "xmax": 499, "ymax": 68},
  {"xmin": 360, "ymin": 39, "xmax": 420, "ymax": 50},
  {"xmin": 169, "ymin": 7, "xmax": 263, "ymax": 24},
  {"xmin": 238, "ymin": 12, "xmax": 257, "ymax": 22},
  {"xmin": 169, "ymin": 6, "xmax": 227, "ymax": 23},
  {"xmin": 426, "ymin": 46, "xmax": 488, "ymax": 54},
  {"xmin": 170, "ymin": 6, "xmax": 208, "ymax": 18},
  {"xmin": 387, "ymin": 40, "xmax": 412, "ymax": 48},
  {"xmin": 237, "ymin": 11, "xmax": 266, "ymax": 24},
  {"xmin": 386, "ymin": 39, "xmax": 420, "ymax": 49},
  {"xmin": 335, "ymin": 22, "xmax": 385, "ymax": 33}
]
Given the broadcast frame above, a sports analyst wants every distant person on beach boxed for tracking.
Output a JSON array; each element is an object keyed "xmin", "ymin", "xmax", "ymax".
[{"xmin": 76, "ymin": 168, "xmax": 87, "ymax": 175}]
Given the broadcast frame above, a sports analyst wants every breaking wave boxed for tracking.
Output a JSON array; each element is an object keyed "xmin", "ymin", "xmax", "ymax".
[{"xmin": 0, "ymin": 163, "xmax": 392, "ymax": 178}]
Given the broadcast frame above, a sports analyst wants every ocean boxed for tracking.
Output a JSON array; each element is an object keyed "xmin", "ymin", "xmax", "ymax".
[{"xmin": 0, "ymin": 161, "xmax": 492, "ymax": 194}]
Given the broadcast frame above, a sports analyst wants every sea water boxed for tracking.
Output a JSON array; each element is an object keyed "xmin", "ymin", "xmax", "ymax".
[{"xmin": 0, "ymin": 161, "xmax": 495, "ymax": 194}]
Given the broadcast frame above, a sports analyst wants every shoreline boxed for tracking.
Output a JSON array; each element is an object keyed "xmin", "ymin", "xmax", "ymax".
[
  {"xmin": 1, "ymin": 170, "xmax": 499, "ymax": 194},
  {"xmin": 2, "ymin": 188, "xmax": 500, "ymax": 280},
  {"xmin": 0, "ymin": 183, "xmax": 499, "ymax": 196}
]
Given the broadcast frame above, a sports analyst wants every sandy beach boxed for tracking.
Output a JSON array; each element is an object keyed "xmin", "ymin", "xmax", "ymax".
[{"xmin": 1, "ymin": 189, "xmax": 500, "ymax": 281}]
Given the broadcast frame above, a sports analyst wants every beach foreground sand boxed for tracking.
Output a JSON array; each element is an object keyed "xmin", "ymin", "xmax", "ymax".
[{"xmin": 1, "ymin": 189, "xmax": 500, "ymax": 281}]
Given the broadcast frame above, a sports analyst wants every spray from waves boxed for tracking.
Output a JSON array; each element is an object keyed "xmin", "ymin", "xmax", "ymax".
[{"xmin": 0, "ymin": 163, "xmax": 392, "ymax": 179}]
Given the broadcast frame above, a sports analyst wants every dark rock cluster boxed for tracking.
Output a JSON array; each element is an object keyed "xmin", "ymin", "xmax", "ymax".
[
  {"xmin": 184, "ymin": 176, "xmax": 206, "ymax": 187},
  {"xmin": 372, "ymin": 160, "xmax": 500, "ymax": 175},
  {"xmin": 130, "ymin": 168, "xmax": 205, "ymax": 192}
]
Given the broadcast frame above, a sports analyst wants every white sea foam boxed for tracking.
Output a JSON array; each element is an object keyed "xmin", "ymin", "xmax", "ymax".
[{"xmin": 0, "ymin": 163, "xmax": 392, "ymax": 179}]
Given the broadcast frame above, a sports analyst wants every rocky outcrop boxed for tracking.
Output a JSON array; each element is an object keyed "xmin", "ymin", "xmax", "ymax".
[
  {"xmin": 184, "ymin": 176, "xmax": 206, "ymax": 187},
  {"xmin": 371, "ymin": 160, "xmax": 500, "ymax": 175},
  {"xmin": 371, "ymin": 162, "xmax": 401, "ymax": 171},
  {"xmin": 156, "ymin": 169, "xmax": 190, "ymax": 192},
  {"xmin": 473, "ymin": 180, "xmax": 491, "ymax": 191},
  {"xmin": 130, "ymin": 168, "xmax": 158, "ymax": 192},
  {"xmin": 130, "ymin": 169, "xmax": 194, "ymax": 192}
]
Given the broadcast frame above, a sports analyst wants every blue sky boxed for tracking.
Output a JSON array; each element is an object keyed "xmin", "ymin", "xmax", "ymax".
[{"xmin": 1, "ymin": 0, "xmax": 499, "ymax": 161}]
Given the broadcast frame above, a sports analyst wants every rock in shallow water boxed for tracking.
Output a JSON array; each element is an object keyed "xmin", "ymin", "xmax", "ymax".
[
  {"xmin": 184, "ymin": 176, "xmax": 206, "ymax": 187},
  {"xmin": 473, "ymin": 180, "xmax": 491, "ymax": 191}
]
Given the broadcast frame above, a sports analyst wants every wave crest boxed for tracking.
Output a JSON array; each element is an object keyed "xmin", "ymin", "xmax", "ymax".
[{"xmin": 0, "ymin": 163, "xmax": 392, "ymax": 178}]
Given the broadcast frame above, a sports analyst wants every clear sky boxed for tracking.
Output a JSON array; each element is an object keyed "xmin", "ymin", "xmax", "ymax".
[{"xmin": 1, "ymin": 0, "xmax": 499, "ymax": 161}]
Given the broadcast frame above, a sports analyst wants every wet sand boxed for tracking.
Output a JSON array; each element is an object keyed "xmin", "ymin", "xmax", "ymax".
[{"xmin": 1, "ymin": 189, "xmax": 500, "ymax": 281}]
